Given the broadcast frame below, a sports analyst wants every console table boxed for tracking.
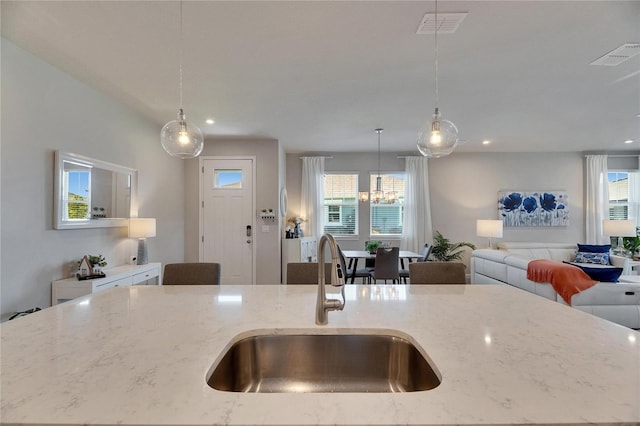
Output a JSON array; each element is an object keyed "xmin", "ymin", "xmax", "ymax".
[{"xmin": 51, "ymin": 262, "xmax": 161, "ymax": 305}]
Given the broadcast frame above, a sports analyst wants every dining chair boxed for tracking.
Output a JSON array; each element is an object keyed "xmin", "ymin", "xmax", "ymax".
[
  {"xmin": 371, "ymin": 247, "xmax": 400, "ymax": 284},
  {"xmin": 408, "ymin": 261, "xmax": 466, "ymax": 284},
  {"xmin": 399, "ymin": 243, "xmax": 432, "ymax": 283},
  {"xmin": 286, "ymin": 262, "xmax": 332, "ymax": 284},
  {"xmin": 337, "ymin": 245, "xmax": 371, "ymax": 284},
  {"xmin": 163, "ymin": 262, "xmax": 221, "ymax": 285}
]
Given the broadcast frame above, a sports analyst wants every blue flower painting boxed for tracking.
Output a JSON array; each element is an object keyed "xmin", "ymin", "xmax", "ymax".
[{"xmin": 499, "ymin": 191, "xmax": 569, "ymax": 227}]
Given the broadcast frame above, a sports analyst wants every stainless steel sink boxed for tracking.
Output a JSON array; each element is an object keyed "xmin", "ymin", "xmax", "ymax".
[{"xmin": 206, "ymin": 331, "xmax": 441, "ymax": 393}]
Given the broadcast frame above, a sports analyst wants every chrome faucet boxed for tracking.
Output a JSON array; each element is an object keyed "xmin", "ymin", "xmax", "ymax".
[{"xmin": 315, "ymin": 234, "xmax": 346, "ymax": 325}]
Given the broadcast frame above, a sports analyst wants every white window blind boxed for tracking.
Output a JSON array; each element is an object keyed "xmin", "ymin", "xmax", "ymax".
[
  {"xmin": 609, "ymin": 171, "xmax": 632, "ymax": 220},
  {"xmin": 323, "ymin": 173, "xmax": 358, "ymax": 236},
  {"xmin": 370, "ymin": 173, "xmax": 406, "ymax": 236}
]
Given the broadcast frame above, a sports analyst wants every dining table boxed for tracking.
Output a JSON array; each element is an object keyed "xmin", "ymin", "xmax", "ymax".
[{"xmin": 341, "ymin": 250, "xmax": 423, "ymax": 283}]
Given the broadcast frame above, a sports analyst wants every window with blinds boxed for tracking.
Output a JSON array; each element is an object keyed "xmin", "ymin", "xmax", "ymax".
[
  {"xmin": 609, "ymin": 171, "xmax": 631, "ymax": 220},
  {"xmin": 370, "ymin": 173, "xmax": 406, "ymax": 236},
  {"xmin": 323, "ymin": 173, "xmax": 358, "ymax": 236}
]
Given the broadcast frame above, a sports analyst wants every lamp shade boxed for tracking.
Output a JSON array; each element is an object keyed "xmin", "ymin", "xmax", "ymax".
[
  {"xmin": 602, "ymin": 219, "xmax": 637, "ymax": 237},
  {"xmin": 129, "ymin": 218, "xmax": 156, "ymax": 238},
  {"xmin": 476, "ymin": 220, "xmax": 504, "ymax": 238}
]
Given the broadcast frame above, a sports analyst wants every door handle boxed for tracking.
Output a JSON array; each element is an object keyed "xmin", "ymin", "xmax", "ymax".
[{"xmin": 247, "ymin": 239, "xmax": 252, "ymax": 244}]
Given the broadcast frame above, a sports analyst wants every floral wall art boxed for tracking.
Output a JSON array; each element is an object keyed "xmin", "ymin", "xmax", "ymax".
[{"xmin": 498, "ymin": 191, "xmax": 569, "ymax": 227}]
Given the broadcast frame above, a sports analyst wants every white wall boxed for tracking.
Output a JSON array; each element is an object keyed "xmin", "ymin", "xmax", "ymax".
[
  {"xmin": 184, "ymin": 138, "xmax": 282, "ymax": 284},
  {"xmin": 1, "ymin": 39, "xmax": 185, "ymax": 318},
  {"xmin": 286, "ymin": 151, "xmax": 585, "ymax": 267},
  {"xmin": 428, "ymin": 152, "xmax": 584, "ymax": 249}
]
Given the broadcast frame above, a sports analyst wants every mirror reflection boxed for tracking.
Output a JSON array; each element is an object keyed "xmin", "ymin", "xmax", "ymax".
[{"xmin": 54, "ymin": 151, "xmax": 137, "ymax": 229}]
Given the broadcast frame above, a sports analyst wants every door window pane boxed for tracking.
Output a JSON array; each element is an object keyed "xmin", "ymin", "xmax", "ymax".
[{"xmin": 213, "ymin": 169, "xmax": 242, "ymax": 189}]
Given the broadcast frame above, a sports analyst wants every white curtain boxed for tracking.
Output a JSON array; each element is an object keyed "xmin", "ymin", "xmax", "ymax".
[
  {"xmin": 300, "ymin": 157, "xmax": 325, "ymax": 238},
  {"xmin": 401, "ymin": 156, "xmax": 433, "ymax": 252},
  {"xmin": 585, "ymin": 155, "xmax": 609, "ymax": 244},
  {"xmin": 628, "ymin": 156, "xmax": 640, "ymax": 230}
]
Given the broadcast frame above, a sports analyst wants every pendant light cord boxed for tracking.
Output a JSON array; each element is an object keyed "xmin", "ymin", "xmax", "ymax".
[
  {"xmin": 434, "ymin": 0, "xmax": 439, "ymax": 110},
  {"xmin": 377, "ymin": 129, "xmax": 382, "ymax": 177},
  {"xmin": 179, "ymin": 0, "xmax": 183, "ymax": 110}
]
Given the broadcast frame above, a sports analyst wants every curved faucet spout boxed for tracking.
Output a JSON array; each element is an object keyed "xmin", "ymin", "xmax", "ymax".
[{"xmin": 316, "ymin": 234, "xmax": 346, "ymax": 325}]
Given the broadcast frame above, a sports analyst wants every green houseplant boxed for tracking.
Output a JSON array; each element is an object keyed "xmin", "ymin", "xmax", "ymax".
[
  {"xmin": 88, "ymin": 254, "xmax": 107, "ymax": 267},
  {"xmin": 430, "ymin": 231, "xmax": 476, "ymax": 262},
  {"xmin": 623, "ymin": 227, "xmax": 640, "ymax": 259},
  {"xmin": 365, "ymin": 240, "xmax": 382, "ymax": 254}
]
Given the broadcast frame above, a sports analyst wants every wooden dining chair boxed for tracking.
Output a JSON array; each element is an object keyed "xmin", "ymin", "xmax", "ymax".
[
  {"xmin": 163, "ymin": 262, "xmax": 221, "ymax": 285},
  {"xmin": 408, "ymin": 262, "xmax": 466, "ymax": 284},
  {"xmin": 286, "ymin": 262, "xmax": 332, "ymax": 284},
  {"xmin": 399, "ymin": 243, "xmax": 432, "ymax": 283},
  {"xmin": 371, "ymin": 247, "xmax": 400, "ymax": 284}
]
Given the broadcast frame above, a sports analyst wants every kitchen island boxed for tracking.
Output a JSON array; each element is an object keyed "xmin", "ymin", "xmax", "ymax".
[{"xmin": 1, "ymin": 284, "xmax": 638, "ymax": 425}]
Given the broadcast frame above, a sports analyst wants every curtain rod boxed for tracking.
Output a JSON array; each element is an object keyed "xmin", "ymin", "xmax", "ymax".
[
  {"xmin": 584, "ymin": 154, "xmax": 639, "ymax": 158},
  {"xmin": 299, "ymin": 156, "xmax": 333, "ymax": 159}
]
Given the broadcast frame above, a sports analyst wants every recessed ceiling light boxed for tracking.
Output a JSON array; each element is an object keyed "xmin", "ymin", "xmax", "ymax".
[
  {"xmin": 482, "ymin": 140, "xmax": 491, "ymax": 145},
  {"xmin": 205, "ymin": 119, "xmax": 215, "ymax": 125},
  {"xmin": 624, "ymin": 139, "xmax": 634, "ymax": 144}
]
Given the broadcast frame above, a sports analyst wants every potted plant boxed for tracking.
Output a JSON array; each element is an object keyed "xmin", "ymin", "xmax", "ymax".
[
  {"xmin": 365, "ymin": 240, "xmax": 382, "ymax": 254},
  {"xmin": 623, "ymin": 228, "xmax": 640, "ymax": 259},
  {"xmin": 430, "ymin": 231, "xmax": 476, "ymax": 262}
]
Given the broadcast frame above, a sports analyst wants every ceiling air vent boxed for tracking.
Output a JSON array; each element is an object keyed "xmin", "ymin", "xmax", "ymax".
[
  {"xmin": 591, "ymin": 43, "xmax": 640, "ymax": 66},
  {"xmin": 416, "ymin": 12, "xmax": 467, "ymax": 34}
]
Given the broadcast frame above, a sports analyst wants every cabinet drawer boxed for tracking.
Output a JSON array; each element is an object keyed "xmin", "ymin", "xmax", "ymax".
[
  {"xmin": 94, "ymin": 277, "xmax": 132, "ymax": 292},
  {"xmin": 132, "ymin": 270, "xmax": 158, "ymax": 285}
]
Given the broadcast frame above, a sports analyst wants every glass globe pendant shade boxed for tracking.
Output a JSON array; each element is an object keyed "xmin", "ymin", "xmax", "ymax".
[
  {"xmin": 417, "ymin": 108, "xmax": 459, "ymax": 158},
  {"xmin": 161, "ymin": 108, "xmax": 204, "ymax": 159}
]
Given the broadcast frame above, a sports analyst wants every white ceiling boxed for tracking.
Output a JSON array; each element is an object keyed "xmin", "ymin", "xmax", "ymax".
[{"xmin": 2, "ymin": 1, "xmax": 639, "ymax": 154}]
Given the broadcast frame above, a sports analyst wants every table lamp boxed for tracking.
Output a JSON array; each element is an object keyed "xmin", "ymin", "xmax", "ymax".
[
  {"xmin": 129, "ymin": 218, "xmax": 156, "ymax": 265},
  {"xmin": 603, "ymin": 219, "xmax": 637, "ymax": 256},
  {"xmin": 476, "ymin": 219, "xmax": 504, "ymax": 249}
]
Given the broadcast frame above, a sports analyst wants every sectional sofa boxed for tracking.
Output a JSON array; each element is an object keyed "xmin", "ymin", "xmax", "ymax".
[{"xmin": 470, "ymin": 242, "xmax": 640, "ymax": 329}]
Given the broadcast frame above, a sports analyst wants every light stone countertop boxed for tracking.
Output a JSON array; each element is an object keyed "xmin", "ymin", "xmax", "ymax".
[{"xmin": 1, "ymin": 284, "xmax": 639, "ymax": 426}]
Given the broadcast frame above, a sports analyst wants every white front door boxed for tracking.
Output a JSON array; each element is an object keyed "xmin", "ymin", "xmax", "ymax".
[{"xmin": 201, "ymin": 157, "xmax": 254, "ymax": 284}]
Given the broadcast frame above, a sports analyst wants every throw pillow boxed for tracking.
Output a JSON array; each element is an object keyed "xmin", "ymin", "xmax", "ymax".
[
  {"xmin": 576, "ymin": 243, "xmax": 611, "ymax": 253},
  {"xmin": 575, "ymin": 251, "xmax": 610, "ymax": 265},
  {"xmin": 565, "ymin": 262, "xmax": 623, "ymax": 282}
]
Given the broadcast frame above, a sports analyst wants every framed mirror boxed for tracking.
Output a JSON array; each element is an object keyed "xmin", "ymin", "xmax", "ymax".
[{"xmin": 53, "ymin": 151, "xmax": 138, "ymax": 229}]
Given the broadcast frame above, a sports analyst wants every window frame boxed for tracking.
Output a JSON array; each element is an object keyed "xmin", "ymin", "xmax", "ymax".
[
  {"xmin": 63, "ymin": 168, "xmax": 92, "ymax": 221},
  {"xmin": 369, "ymin": 171, "xmax": 406, "ymax": 237},
  {"xmin": 608, "ymin": 170, "xmax": 633, "ymax": 220},
  {"xmin": 322, "ymin": 172, "xmax": 359, "ymax": 237}
]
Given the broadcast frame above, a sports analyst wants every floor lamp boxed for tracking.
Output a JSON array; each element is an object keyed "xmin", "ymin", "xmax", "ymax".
[
  {"xmin": 129, "ymin": 218, "xmax": 157, "ymax": 265},
  {"xmin": 477, "ymin": 220, "xmax": 504, "ymax": 249}
]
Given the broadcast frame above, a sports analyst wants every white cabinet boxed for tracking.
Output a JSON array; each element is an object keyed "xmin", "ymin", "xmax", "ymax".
[
  {"xmin": 282, "ymin": 237, "xmax": 317, "ymax": 284},
  {"xmin": 51, "ymin": 263, "xmax": 161, "ymax": 305}
]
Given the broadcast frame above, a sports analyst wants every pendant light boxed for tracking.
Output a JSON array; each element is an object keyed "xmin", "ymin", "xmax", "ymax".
[
  {"xmin": 160, "ymin": 0, "xmax": 204, "ymax": 159},
  {"xmin": 371, "ymin": 128, "xmax": 385, "ymax": 204},
  {"xmin": 417, "ymin": 0, "xmax": 459, "ymax": 158}
]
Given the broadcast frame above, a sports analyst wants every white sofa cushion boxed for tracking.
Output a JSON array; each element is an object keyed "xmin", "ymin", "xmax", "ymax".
[{"xmin": 496, "ymin": 242, "xmax": 577, "ymax": 262}]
